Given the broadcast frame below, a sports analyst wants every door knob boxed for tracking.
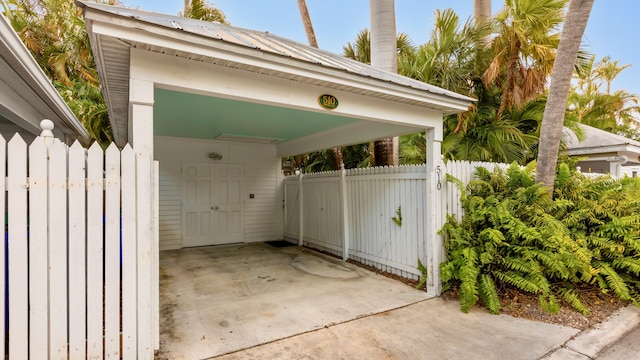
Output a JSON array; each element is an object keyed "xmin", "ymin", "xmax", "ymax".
[{"xmin": 212, "ymin": 206, "xmax": 219, "ymax": 210}]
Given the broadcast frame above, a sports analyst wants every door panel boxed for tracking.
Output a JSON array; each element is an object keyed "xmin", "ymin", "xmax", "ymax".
[
  {"xmin": 213, "ymin": 164, "xmax": 243, "ymax": 244},
  {"xmin": 182, "ymin": 164, "xmax": 216, "ymax": 247},
  {"xmin": 182, "ymin": 163, "xmax": 244, "ymax": 247}
]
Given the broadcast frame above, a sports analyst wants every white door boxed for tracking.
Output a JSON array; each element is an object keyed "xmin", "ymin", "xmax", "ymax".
[
  {"xmin": 182, "ymin": 163, "xmax": 244, "ymax": 247},
  {"xmin": 213, "ymin": 164, "xmax": 243, "ymax": 244}
]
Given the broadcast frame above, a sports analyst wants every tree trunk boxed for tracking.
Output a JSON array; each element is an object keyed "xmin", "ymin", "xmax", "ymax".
[
  {"xmin": 370, "ymin": 0, "xmax": 397, "ymax": 72},
  {"xmin": 536, "ymin": 0, "xmax": 594, "ymax": 190},
  {"xmin": 374, "ymin": 137, "xmax": 394, "ymax": 166},
  {"xmin": 370, "ymin": 0, "xmax": 398, "ymax": 166},
  {"xmin": 184, "ymin": 0, "xmax": 190, "ymax": 13},
  {"xmin": 474, "ymin": 0, "xmax": 491, "ymax": 21},
  {"xmin": 474, "ymin": 0, "xmax": 492, "ymax": 45},
  {"xmin": 297, "ymin": 0, "xmax": 318, "ymax": 48}
]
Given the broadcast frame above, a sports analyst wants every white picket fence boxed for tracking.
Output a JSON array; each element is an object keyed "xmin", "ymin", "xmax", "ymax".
[
  {"xmin": 284, "ymin": 161, "xmax": 509, "ymax": 280},
  {"xmin": 284, "ymin": 165, "xmax": 433, "ymax": 279},
  {"xmin": 1, "ymin": 126, "xmax": 158, "ymax": 359}
]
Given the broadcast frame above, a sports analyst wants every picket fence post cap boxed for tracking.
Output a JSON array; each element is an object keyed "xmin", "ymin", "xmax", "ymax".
[{"xmin": 40, "ymin": 119, "xmax": 54, "ymax": 137}]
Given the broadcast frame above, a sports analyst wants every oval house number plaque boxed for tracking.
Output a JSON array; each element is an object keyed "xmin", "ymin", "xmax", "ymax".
[{"xmin": 318, "ymin": 94, "xmax": 339, "ymax": 110}]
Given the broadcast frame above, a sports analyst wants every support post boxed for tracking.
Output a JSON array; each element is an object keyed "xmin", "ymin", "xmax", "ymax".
[
  {"xmin": 341, "ymin": 166, "xmax": 350, "ymax": 261},
  {"xmin": 425, "ymin": 126, "xmax": 443, "ymax": 297},
  {"xmin": 610, "ymin": 161, "xmax": 621, "ymax": 178},
  {"xmin": 298, "ymin": 172, "xmax": 304, "ymax": 246},
  {"xmin": 129, "ymin": 78, "xmax": 156, "ymax": 358}
]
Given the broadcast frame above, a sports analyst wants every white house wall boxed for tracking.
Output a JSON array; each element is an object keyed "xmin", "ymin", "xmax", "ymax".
[{"xmin": 155, "ymin": 136, "xmax": 283, "ymax": 250}]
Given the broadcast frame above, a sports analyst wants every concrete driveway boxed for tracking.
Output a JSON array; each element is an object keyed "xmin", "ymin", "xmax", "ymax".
[{"xmin": 157, "ymin": 242, "xmax": 430, "ymax": 359}]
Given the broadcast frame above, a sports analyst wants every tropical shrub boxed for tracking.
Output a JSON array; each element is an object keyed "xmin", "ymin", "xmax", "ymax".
[{"xmin": 440, "ymin": 162, "xmax": 640, "ymax": 315}]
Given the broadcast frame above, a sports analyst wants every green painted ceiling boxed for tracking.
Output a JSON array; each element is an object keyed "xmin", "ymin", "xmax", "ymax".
[{"xmin": 153, "ymin": 88, "xmax": 358, "ymax": 141}]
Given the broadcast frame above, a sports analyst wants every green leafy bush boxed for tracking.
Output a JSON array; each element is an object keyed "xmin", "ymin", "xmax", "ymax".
[{"xmin": 440, "ymin": 163, "xmax": 640, "ymax": 315}]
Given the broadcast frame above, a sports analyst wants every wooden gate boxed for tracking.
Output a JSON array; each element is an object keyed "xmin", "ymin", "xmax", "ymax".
[{"xmin": 1, "ymin": 124, "xmax": 158, "ymax": 359}]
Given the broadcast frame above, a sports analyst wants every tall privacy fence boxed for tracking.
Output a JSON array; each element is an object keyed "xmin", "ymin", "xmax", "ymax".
[
  {"xmin": 1, "ymin": 123, "xmax": 159, "ymax": 359},
  {"xmin": 283, "ymin": 161, "xmax": 504, "ymax": 279}
]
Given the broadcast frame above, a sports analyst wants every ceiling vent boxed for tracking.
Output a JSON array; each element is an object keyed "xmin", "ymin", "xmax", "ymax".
[{"xmin": 215, "ymin": 134, "xmax": 283, "ymax": 144}]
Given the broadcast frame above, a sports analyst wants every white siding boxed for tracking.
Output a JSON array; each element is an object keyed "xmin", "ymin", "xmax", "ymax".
[{"xmin": 154, "ymin": 136, "xmax": 281, "ymax": 250}]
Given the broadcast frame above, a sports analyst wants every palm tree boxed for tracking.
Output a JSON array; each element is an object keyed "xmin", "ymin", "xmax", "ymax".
[
  {"xmin": 536, "ymin": 0, "xmax": 595, "ymax": 189},
  {"xmin": 2, "ymin": 0, "xmax": 114, "ymax": 145},
  {"xmin": 399, "ymin": 133, "xmax": 426, "ymax": 165},
  {"xmin": 344, "ymin": 29, "xmax": 414, "ymax": 65},
  {"xmin": 474, "ymin": 0, "xmax": 492, "ymax": 45},
  {"xmin": 180, "ymin": 0, "xmax": 228, "ymax": 24},
  {"xmin": 343, "ymin": 29, "xmax": 372, "ymax": 63},
  {"xmin": 397, "ymin": 7, "xmax": 537, "ymax": 164},
  {"xmin": 398, "ymin": 8, "xmax": 488, "ymax": 95},
  {"xmin": 595, "ymin": 56, "xmax": 632, "ymax": 95},
  {"xmin": 442, "ymin": 85, "xmax": 540, "ymax": 164},
  {"xmin": 568, "ymin": 55, "xmax": 639, "ymax": 134},
  {"xmin": 484, "ymin": 0, "xmax": 566, "ymax": 119},
  {"xmin": 370, "ymin": 0, "xmax": 398, "ymax": 166}
]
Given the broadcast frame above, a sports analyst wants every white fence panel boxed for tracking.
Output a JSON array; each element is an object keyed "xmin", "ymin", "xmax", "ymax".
[
  {"xmin": 1, "ymin": 129, "xmax": 156, "ymax": 360},
  {"xmin": 87, "ymin": 142, "xmax": 104, "ymax": 359},
  {"xmin": 285, "ymin": 165, "xmax": 427, "ymax": 279},
  {"xmin": 8, "ymin": 135, "xmax": 28, "ymax": 359},
  {"xmin": 346, "ymin": 166, "xmax": 425, "ymax": 278},
  {"xmin": 121, "ymin": 145, "xmax": 138, "ymax": 358},
  {"xmin": 302, "ymin": 172, "xmax": 343, "ymax": 252},
  {"xmin": 0, "ymin": 135, "xmax": 5, "ymax": 359},
  {"xmin": 105, "ymin": 144, "xmax": 121, "ymax": 359},
  {"xmin": 68, "ymin": 141, "xmax": 87, "ymax": 360},
  {"xmin": 136, "ymin": 152, "xmax": 153, "ymax": 359},
  {"xmin": 29, "ymin": 139, "xmax": 48, "ymax": 359},
  {"xmin": 49, "ymin": 140, "xmax": 69, "ymax": 359}
]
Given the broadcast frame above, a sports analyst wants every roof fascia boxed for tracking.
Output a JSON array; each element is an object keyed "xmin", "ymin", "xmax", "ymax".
[{"xmin": 567, "ymin": 144, "xmax": 640, "ymax": 156}]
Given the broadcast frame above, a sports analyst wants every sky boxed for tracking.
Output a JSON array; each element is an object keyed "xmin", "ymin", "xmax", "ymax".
[{"xmin": 122, "ymin": 0, "xmax": 640, "ymax": 96}]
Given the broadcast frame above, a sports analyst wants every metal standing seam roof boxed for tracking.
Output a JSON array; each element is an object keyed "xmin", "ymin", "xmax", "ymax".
[
  {"xmin": 564, "ymin": 124, "xmax": 640, "ymax": 151},
  {"xmin": 78, "ymin": 1, "xmax": 475, "ymax": 104}
]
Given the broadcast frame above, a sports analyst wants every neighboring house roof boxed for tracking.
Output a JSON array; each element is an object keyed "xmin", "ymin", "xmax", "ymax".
[
  {"xmin": 76, "ymin": 1, "xmax": 475, "ymax": 147},
  {"xmin": 563, "ymin": 124, "xmax": 640, "ymax": 165},
  {"xmin": 0, "ymin": 14, "xmax": 90, "ymax": 143}
]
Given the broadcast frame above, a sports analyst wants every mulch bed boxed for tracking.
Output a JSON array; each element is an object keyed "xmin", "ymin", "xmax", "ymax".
[{"xmin": 439, "ymin": 284, "xmax": 630, "ymax": 330}]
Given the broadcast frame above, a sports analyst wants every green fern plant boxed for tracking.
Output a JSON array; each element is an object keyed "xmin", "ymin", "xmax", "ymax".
[{"xmin": 440, "ymin": 162, "xmax": 640, "ymax": 315}]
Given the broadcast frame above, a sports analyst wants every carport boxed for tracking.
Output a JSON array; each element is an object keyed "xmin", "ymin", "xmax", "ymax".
[{"xmin": 77, "ymin": 1, "xmax": 474, "ymax": 355}]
